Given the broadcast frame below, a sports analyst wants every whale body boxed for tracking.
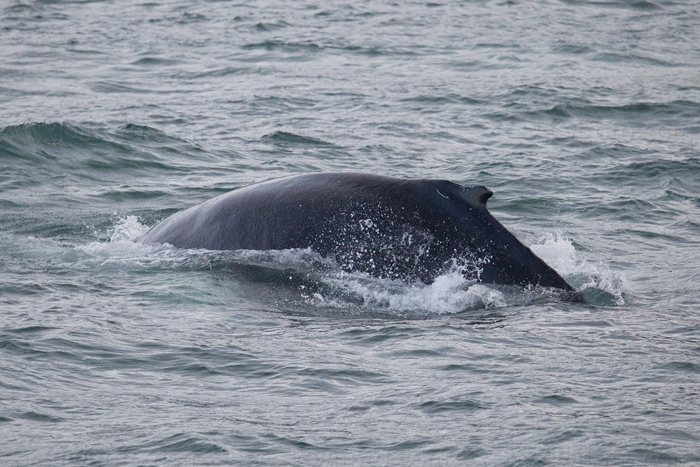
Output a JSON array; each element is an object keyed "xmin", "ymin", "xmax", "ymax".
[{"xmin": 141, "ymin": 172, "xmax": 577, "ymax": 294}]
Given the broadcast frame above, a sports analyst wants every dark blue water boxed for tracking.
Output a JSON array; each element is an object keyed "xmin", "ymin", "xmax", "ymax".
[{"xmin": 2, "ymin": 0, "xmax": 700, "ymax": 465}]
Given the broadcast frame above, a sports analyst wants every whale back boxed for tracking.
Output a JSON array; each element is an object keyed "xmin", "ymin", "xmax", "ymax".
[{"xmin": 141, "ymin": 172, "xmax": 574, "ymax": 290}]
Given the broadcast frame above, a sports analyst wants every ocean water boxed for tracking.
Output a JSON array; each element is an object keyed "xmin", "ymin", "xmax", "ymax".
[{"xmin": 1, "ymin": 0, "xmax": 700, "ymax": 465}]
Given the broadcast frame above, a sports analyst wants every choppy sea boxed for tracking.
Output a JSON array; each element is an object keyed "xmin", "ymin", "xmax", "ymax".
[{"xmin": 2, "ymin": 0, "xmax": 700, "ymax": 465}]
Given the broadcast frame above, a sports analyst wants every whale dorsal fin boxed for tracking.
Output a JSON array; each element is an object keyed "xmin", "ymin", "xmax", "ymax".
[{"xmin": 460, "ymin": 185, "xmax": 493, "ymax": 209}]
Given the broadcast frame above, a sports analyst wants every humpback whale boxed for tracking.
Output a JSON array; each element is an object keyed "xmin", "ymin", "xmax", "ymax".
[{"xmin": 141, "ymin": 172, "xmax": 579, "ymax": 297}]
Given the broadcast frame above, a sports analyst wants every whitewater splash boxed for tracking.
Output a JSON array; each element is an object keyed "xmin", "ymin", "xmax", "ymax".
[
  {"xmin": 78, "ymin": 218, "xmax": 628, "ymax": 314},
  {"xmin": 531, "ymin": 231, "xmax": 629, "ymax": 306}
]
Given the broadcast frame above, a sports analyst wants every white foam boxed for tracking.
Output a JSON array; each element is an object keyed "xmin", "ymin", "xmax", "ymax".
[
  {"xmin": 317, "ymin": 269, "xmax": 507, "ymax": 315},
  {"xmin": 108, "ymin": 215, "xmax": 149, "ymax": 242},
  {"xmin": 80, "ymin": 216, "xmax": 151, "ymax": 256},
  {"xmin": 530, "ymin": 231, "xmax": 630, "ymax": 305},
  {"xmin": 77, "ymin": 216, "xmax": 187, "ymax": 269},
  {"xmin": 232, "ymin": 248, "xmax": 334, "ymax": 272},
  {"xmin": 530, "ymin": 231, "xmax": 578, "ymax": 275}
]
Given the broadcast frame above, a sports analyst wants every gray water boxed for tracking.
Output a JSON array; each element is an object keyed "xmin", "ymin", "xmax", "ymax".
[{"xmin": 2, "ymin": 0, "xmax": 700, "ymax": 465}]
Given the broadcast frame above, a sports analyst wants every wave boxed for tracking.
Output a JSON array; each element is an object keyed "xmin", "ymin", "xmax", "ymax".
[
  {"xmin": 515, "ymin": 100, "xmax": 700, "ymax": 123},
  {"xmin": 240, "ymin": 39, "xmax": 420, "ymax": 59},
  {"xmin": 483, "ymin": 85, "xmax": 700, "ymax": 127},
  {"xmin": 0, "ymin": 122, "xmax": 123, "ymax": 163},
  {"xmin": 254, "ymin": 20, "xmax": 291, "ymax": 32},
  {"xmin": 579, "ymin": 157, "xmax": 700, "ymax": 196},
  {"xmin": 260, "ymin": 131, "xmax": 335, "ymax": 147},
  {"xmin": 0, "ymin": 121, "xmax": 222, "ymax": 180},
  {"xmin": 606, "ymin": 158, "xmax": 700, "ymax": 179},
  {"xmin": 591, "ymin": 52, "xmax": 675, "ymax": 67},
  {"xmin": 550, "ymin": 101, "xmax": 698, "ymax": 119},
  {"xmin": 243, "ymin": 40, "xmax": 321, "ymax": 52},
  {"xmin": 559, "ymin": 0, "xmax": 660, "ymax": 10},
  {"xmin": 400, "ymin": 94, "xmax": 481, "ymax": 106}
]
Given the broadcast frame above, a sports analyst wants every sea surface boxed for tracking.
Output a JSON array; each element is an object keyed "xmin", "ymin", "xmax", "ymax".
[{"xmin": 2, "ymin": 0, "xmax": 700, "ymax": 465}]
